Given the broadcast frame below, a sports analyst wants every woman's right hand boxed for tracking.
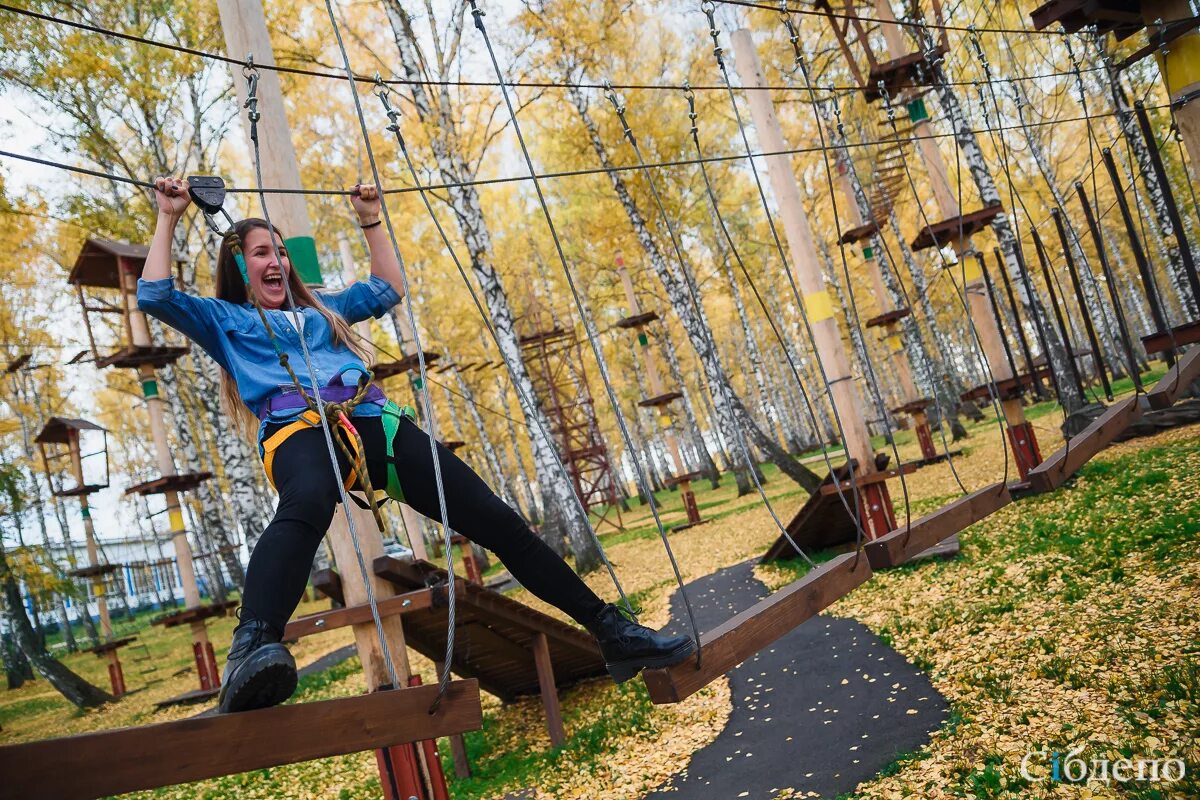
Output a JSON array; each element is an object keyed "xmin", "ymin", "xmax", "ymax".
[{"xmin": 154, "ymin": 176, "xmax": 191, "ymax": 219}]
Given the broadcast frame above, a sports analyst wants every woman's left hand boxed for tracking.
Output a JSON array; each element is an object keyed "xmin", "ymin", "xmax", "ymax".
[{"xmin": 350, "ymin": 183, "xmax": 381, "ymax": 226}]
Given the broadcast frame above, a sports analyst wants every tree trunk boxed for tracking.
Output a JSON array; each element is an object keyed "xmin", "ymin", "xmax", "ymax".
[
  {"xmin": 0, "ymin": 542, "xmax": 112, "ymax": 708},
  {"xmin": 657, "ymin": 323, "xmax": 722, "ymax": 488},
  {"xmin": 49, "ymin": 493, "xmax": 99, "ymax": 645},
  {"xmin": 567, "ymin": 84, "xmax": 820, "ymax": 493},
  {"xmin": 384, "ymin": 2, "xmax": 601, "ymax": 572},
  {"xmin": 493, "ymin": 376, "xmax": 541, "ymax": 523},
  {"xmin": 4, "ymin": 627, "xmax": 33, "ymax": 688},
  {"xmin": 454, "ymin": 367, "xmax": 519, "ymax": 515}
]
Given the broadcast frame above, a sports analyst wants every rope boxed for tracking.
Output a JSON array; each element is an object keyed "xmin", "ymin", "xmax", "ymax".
[
  {"xmin": 0, "ymin": 2, "xmax": 1117, "ymax": 95},
  {"xmin": 321, "ymin": 0, "xmax": 463, "ymax": 710},
  {"xmin": 369, "ymin": 79, "xmax": 632, "ymax": 614},
  {"xmin": 700, "ymin": 2, "xmax": 871, "ymax": 560},
  {"xmin": 466, "ymin": 0, "xmax": 705, "ymax": 661},
  {"xmin": 0, "ymin": 105, "xmax": 1161, "ymax": 202},
  {"xmin": 605, "ymin": 82, "xmax": 815, "ymax": 569}
]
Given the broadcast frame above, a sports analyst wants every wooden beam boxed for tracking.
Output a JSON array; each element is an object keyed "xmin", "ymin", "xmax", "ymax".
[
  {"xmin": 865, "ymin": 482, "xmax": 1010, "ymax": 569},
  {"xmin": 0, "ymin": 680, "xmax": 482, "ymax": 800},
  {"xmin": 641, "ymin": 552, "xmax": 871, "ymax": 705},
  {"xmin": 1147, "ymin": 347, "xmax": 1200, "ymax": 410},
  {"xmin": 1026, "ymin": 395, "xmax": 1142, "ymax": 493},
  {"xmin": 283, "ymin": 588, "xmax": 434, "ymax": 640},
  {"xmin": 532, "ymin": 632, "xmax": 566, "ymax": 747}
]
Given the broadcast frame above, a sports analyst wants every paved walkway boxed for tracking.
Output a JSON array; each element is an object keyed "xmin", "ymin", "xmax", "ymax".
[{"xmin": 646, "ymin": 560, "xmax": 948, "ymax": 799}]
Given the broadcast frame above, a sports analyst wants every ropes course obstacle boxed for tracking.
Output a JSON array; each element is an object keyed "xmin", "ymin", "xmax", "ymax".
[
  {"xmin": 35, "ymin": 417, "xmax": 136, "ymax": 698},
  {"xmin": 2, "ymin": 0, "xmax": 1200, "ymax": 794}
]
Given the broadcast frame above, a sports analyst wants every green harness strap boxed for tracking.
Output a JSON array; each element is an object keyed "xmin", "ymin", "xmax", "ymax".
[{"xmin": 381, "ymin": 400, "xmax": 417, "ymax": 502}]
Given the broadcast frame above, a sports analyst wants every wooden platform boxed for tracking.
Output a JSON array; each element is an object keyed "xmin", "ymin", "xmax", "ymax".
[
  {"xmin": 371, "ymin": 351, "xmax": 442, "ymax": 381},
  {"xmin": 3, "ymin": 680, "xmax": 482, "ymax": 799},
  {"xmin": 862, "ymin": 46, "xmax": 949, "ymax": 101},
  {"xmin": 865, "ymin": 307, "xmax": 910, "ymax": 328},
  {"xmin": 68, "ymin": 563, "xmax": 121, "ymax": 579},
  {"xmin": 960, "ymin": 366, "xmax": 1053, "ymax": 403},
  {"xmin": 125, "ymin": 471, "xmax": 213, "ymax": 496},
  {"xmin": 1030, "ymin": 0, "xmax": 1146, "ymax": 39},
  {"xmin": 865, "ymin": 482, "xmax": 1010, "ymax": 569},
  {"xmin": 762, "ymin": 468, "xmax": 859, "ymax": 559},
  {"xmin": 1147, "ymin": 346, "xmax": 1200, "ymax": 410},
  {"xmin": 372, "ymin": 557, "xmax": 608, "ymax": 702},
  {"xmin": 1141, "ymin": 320, "xmax": 1200, "ymax": 355},
  {"xmin": 891, "ymin": 398, "xmax": 932, "ymax": 415},
  {"xmin": 151, "ymin": 600, "xmax": 237, "ymax": 629},
  {"xmin": 664, "ymin": 470, "xmax": 704, "ymax": 488},
  {"xmin": 911, "ymin": 204, "xmax": 1004, "ymax": 251},
  {"xmin": 85, "ymin": 636, "xmax": 138, "ymax": 656},
  {"xmin": 1026, "ymin": 395, "xmax": 1143, "ymax": 494},
  {"xmin": 96, "ymin": 344, "xmax": 191, "ymax": 370},
  {"xmin": 642, "ymin": 551, "xmax": 872, "ymax": 704},
  {"xmin": 638, "ymin": 391, "xmax": 683, "ymax": 408},
  {"xmin": 838, "ymin": 220, "xmax": 879, "ymax": 245},
  {"xmin": 615, "ymin": 311, "xmax": 659, "ymax": 329}
]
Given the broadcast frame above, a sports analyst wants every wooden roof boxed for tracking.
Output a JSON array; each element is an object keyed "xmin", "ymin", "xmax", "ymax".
[
  {"xmin": 69, "ymin": 237, "xmax": 150, "ymax": 289},
  {"xmin": 35, "ymin": 416, "xmax": 105, "ymax": 444}
]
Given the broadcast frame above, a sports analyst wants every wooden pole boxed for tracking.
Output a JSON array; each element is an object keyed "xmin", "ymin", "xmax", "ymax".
[
  {"xmin": 730, "ymin": 30, "xmax": 876, "ymax": 477},
  {"xmin": 215, "ymin": 3, "xmax": 429, "ymax": 791},
  {"xmin": 531, "ymin": 632, "xmax": 566, "ymax": 747}
]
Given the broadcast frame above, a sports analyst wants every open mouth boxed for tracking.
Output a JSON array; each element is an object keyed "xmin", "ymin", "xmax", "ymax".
[{"xmin": 262, "ymin": 272, "xmax": 284, "ymax": 289}]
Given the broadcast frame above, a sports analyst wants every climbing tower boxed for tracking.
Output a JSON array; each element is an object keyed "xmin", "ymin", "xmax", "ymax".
[
  {"xmin": 518, "ymin": 301, "xmax": 624, "ymax": 533},
  {"xmin": 70, "ymin": 236, "xmax": 230, "ymax": 704},
  {"xmin": 35, "ymin": 416, "xmax": 135, "ymax": 697},
  {"xmin": 613, "ymin": 252, "xmax": 707, "ymax": 530}
]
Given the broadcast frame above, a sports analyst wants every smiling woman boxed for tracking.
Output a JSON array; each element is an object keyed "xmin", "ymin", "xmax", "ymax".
[{"xmin": 132, "ymin": 175, "xmax": 696, "ymax": 715}]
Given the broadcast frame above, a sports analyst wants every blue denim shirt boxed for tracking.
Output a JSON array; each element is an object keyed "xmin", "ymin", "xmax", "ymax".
[{"xmin": 137, "ymin": 275, "xmax": 401, "ymax": 439}]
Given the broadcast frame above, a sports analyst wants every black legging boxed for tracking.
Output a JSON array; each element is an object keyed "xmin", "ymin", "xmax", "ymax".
[{"xmin": 241, "ymin": 414, "xmax": 606, "ymax": 636}]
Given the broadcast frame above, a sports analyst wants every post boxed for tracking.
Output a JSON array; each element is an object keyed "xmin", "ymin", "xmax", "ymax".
[
  {"xmin": 215, "ymin": 2, "xmax": 426, "ymax": 792},
  {"xmin": 531, "ymin": 632, "xmax": 566, "ymax": 747}
]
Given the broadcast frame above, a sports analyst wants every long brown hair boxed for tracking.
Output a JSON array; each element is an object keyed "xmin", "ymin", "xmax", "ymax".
[{"xmin": 215, "ymin": 218, "xmax": 374, "ymax": 436}]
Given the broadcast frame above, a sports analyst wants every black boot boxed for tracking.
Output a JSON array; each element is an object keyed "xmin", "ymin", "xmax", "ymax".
[
  {"xmin": 587, "ymin": 604, "xmax": 696, "ymax": 684},
  {"xmin": 218, "ymin": 615, "xmax": 297, "ymax": 714}
]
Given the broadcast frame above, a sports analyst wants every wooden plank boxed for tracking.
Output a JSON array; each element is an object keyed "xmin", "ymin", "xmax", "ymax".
[
  {"xmin": 1147, "ymin": 346, "xmax": 1200, "ymax": 410},
  {"xmin": 1026, "ymin": 395, "xmax": 1142, "ymax": 493},
  {"xmin": 642, "ymin": 552, "xmax": 871, "ymax": 705},
  {"xmin": 532, "ymin": 632, "xmax": 566, "ymax": 747},
  {"xmin": 1141, "ymin": 320, "xmax": 1200, "ymax": 354},
  {"xmin": 0, "ymin": 680, "xmax": 482, "ymax": 800},
  {"xmin": 865, "ymin": 482, "xmax": 1010, "ymax": 569},
  {"xmin": 283, "ymin": 588, "xmax": 434, "ymax": 640},
  {"xmin": 312, "ymin": 568, "xmax": 345, "ymax": 606}
]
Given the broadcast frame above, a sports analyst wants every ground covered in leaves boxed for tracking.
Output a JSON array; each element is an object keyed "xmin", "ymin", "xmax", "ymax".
[{"xmin": 2, "ymin": 398, "xmax": 1196, "ymax": 799}]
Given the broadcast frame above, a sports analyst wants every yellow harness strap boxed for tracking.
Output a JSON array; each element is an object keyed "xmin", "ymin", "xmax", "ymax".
[{"xmin": 261, "ymin": 409, "xmax": 365, "ymax": 493}]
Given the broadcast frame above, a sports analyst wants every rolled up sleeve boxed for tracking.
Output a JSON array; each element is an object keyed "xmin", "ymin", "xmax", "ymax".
[
  {"xmin": 137, "ymin": 277, "xmax": 226, "ymax": 358},
  {"xmin": 317, "ymin": 275, "xmax": 402, "ymax": 324}
]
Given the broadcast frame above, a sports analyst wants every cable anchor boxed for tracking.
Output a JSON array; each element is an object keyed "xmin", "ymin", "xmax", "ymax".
[
  {"xmin": 700, "ymin": 2, "xmax": 724, "ymax": 70},
  {"xmin": 682, "ymin": 81, "xmax": 698, "ymax": 140},
  {"xmin": 603, "ymin": 80, "xmax": 635, "ymax": 146},
  {"xmin": 243, "ymin": 54, "xmax": 261, "ymax": 143}
]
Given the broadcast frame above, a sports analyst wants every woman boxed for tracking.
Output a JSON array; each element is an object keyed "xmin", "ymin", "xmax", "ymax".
[{"xmin": 140, "ymin": 177, "xmax": 694, "ymax": 714}]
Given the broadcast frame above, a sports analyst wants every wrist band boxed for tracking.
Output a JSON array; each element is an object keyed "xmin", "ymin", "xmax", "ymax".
[{"xmin": 360, "ymin": 219, "xmax": 382, "ymax": 229}]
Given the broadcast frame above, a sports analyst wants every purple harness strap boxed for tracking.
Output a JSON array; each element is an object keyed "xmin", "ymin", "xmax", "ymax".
[{"xmin": 257, "ymin": 382, "xmax": 386, "ymax": 421}]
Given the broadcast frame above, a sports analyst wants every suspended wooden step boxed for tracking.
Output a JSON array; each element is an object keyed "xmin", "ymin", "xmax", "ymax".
[
  {"xmin": 373, "ymin": 557, "xmax": 607, "ymax": 702},
  {"xmin": 95, "ymin": 344, "xmax": 192, "ymax": 370},
  {"xmin": 0, "ymin": 680, "xmax": 482, "ymax": 800},
  {"xmin": 371, "ymin": 350, "xmax": 442, "ymax": 381},
  {"xmin": 1026, "ymin": 395, "xmax": 1142, "ymax": 494},
  {"xmin": 642, "ymin": 551, "xmax": 872, "ymax": 704},
  {"xmin": 862, "ymin": 46, "xmax": 949, "ymax": 101},
  {"xmin": 67, "ymin": 563, "xmax": 121, "ymax": 579},
  {"xmin": 762, "ymin": 467, "xmax": 856, "ymax": 559},
  {"xmin": 911, "ymin": 204, "xmax": 1004, "ymax": 251},
  {"xmin": 866, "ymin": 482, "xmax": 1010, "ymax": 568},
  {"xmin": 1141, "ymin": 319, "xmax": 1200, "ymax": 355},
  {"xmin": 638, "ymin": 391, "xmax": 684, "ymax": 408},
  {"xmin": 1147, "ymin": 346, "xmax": 1200, "ymax": 410}
]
